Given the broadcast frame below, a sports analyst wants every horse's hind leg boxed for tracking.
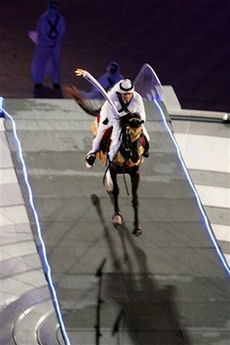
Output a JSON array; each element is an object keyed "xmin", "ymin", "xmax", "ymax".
[{"xmin": 131, "ymin": 169, "xmax": 142, "ymax": 237}]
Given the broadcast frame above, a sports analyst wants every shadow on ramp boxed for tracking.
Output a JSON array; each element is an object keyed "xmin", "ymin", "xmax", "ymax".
[{"xmin": 91, "ymin": 193, "xmax": 190, "ymax": 344}]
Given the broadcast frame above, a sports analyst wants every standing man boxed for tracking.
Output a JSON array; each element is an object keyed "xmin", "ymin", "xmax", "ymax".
[
  {"xmin": 85, "ymin": 79, "xmax": 150, "ymax": 168},
  {"xmin": 31, "ymin": 1, "xmax": 66, "ymax": 90}
]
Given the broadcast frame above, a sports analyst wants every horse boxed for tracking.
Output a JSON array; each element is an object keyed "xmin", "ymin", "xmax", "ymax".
[{"xmin": 64, "ymin": 86, "xmax": 147, "ymax": 237}]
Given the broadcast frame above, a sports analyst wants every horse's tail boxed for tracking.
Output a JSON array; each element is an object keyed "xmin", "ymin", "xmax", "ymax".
[{"xmin": 63, "ymin": 85, "xmax": 100, "ymax": 116}]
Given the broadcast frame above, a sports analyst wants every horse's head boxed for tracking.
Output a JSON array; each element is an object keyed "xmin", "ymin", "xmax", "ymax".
[
  {"xmin": 117, "ymin": 112, "xmax": 145, "ymax": 165},
  {"xmin": 121, "ymin": 112, "xmax": 144, "ymax": 129}
]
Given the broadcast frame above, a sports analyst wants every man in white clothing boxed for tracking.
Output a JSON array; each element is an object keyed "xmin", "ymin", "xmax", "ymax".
[{"xmin": 85, "ymin": 79, "xmax": 150, "ymax": 168}]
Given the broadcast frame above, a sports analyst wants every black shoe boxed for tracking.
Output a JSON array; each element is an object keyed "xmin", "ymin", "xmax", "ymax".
[
  {"xmin": 34, "ymin": 83, "xmax": 43, "ymax": 90},
  {"xmin": 53, "ymin": 83, "xmax": 61, "ymax": 90},
  {"xmin": 142, "ymin": 151, "xmax": 149, "ymax": 158},
  {"xmin": 85, "ymin": 153, "xmax": 96, "ymax": 169}
]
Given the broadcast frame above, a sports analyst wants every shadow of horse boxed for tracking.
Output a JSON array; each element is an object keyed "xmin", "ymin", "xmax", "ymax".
[{"xmin": 91, "ymin": 194, "xmax": 191, "ymax": 345}]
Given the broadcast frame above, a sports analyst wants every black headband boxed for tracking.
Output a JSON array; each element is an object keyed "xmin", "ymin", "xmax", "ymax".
[{"xmin": 119, "ymin": 81, "xmax": 133, "ymax": 92}]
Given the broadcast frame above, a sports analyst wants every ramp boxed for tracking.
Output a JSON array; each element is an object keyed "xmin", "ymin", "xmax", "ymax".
[{"xmin": 2, "ymin": 98, "xmax": 230, "ymax": 345}]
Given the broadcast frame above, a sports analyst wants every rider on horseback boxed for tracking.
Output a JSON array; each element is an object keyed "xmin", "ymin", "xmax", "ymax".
[{"xmin": 85, "ymin": 79, "xmax": 150, "ymax": 169}]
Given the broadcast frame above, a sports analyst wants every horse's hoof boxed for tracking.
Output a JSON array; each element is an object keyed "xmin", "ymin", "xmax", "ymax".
[
  {"xmin": 112, "ymin": 213, "xmax": 122, "ymax": 225},
  {"xmin": 132, "ymin": 227, "xmax": 142, "ymax": 237}
]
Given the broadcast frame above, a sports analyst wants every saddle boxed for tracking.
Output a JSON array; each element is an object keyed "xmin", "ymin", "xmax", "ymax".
[{"xmin": 91, "ymin": 115, "xmax": 112, "ymax": 165}]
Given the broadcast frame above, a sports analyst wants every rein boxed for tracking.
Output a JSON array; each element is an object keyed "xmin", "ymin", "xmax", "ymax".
[
  {"xmin": 122, "ymin": 163, "xmax": 130, "ymax": 196},
  {"xmin": 120, "ymin": 127, "xmax": 130, "ymax": 196},
  {"xmin": 102, "ymin": 160, "xmax": 130, "ymax": 196}
]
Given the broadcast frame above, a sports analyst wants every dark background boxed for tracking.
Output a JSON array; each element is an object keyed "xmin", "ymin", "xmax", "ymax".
[{"xmin": 1, "ymin": 0, "xmax": 230, "ymax": 112}]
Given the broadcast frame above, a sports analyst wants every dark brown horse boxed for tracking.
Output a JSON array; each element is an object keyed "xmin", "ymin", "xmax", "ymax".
[{"xmin": 64, "ymin": 86, "xmax": 147, "ymax": 237}]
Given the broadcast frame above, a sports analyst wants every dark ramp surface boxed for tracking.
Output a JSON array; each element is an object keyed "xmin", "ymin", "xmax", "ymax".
[{"xmin": 4, "ymin": 98, "xmax": 230, "ymax": 345}]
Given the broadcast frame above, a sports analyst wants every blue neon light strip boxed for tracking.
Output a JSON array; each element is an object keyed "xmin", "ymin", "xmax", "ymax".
[
  {"xmin": 1, "ymin": 103, "xmax": 71, "ymax": 345},
  {"xmin": 153, "ymin": 99, "xmax": 230, "ymax": 277}
]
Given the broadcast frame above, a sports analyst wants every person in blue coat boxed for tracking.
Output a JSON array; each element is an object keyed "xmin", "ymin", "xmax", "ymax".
[
  {"xmin": 80, "ymin": 62, "xmax": 124, "ymax": 99},
  {"xmin": 31, "ymin": 1, "xmax": 66, "ymax": 90}
]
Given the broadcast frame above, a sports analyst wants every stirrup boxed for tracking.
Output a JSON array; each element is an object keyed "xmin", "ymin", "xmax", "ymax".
[{"xmin": 85, "ymin": 153, "xmax": 96, "ymax": 169}]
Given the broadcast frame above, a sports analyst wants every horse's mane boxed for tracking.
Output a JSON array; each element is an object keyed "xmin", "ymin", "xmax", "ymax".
[{"xmin": 63, "ymin": 85, "xmax": 100, "ymax": 116}]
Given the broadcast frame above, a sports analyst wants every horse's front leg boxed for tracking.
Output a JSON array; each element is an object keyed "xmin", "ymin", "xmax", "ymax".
[
  {"xmin": 130, "ymin": 167, "xmax": 142, "ymax": 237},
  {"xmin": 105, "ymin": 168, "xmax": 122, "ymax": 224}
]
